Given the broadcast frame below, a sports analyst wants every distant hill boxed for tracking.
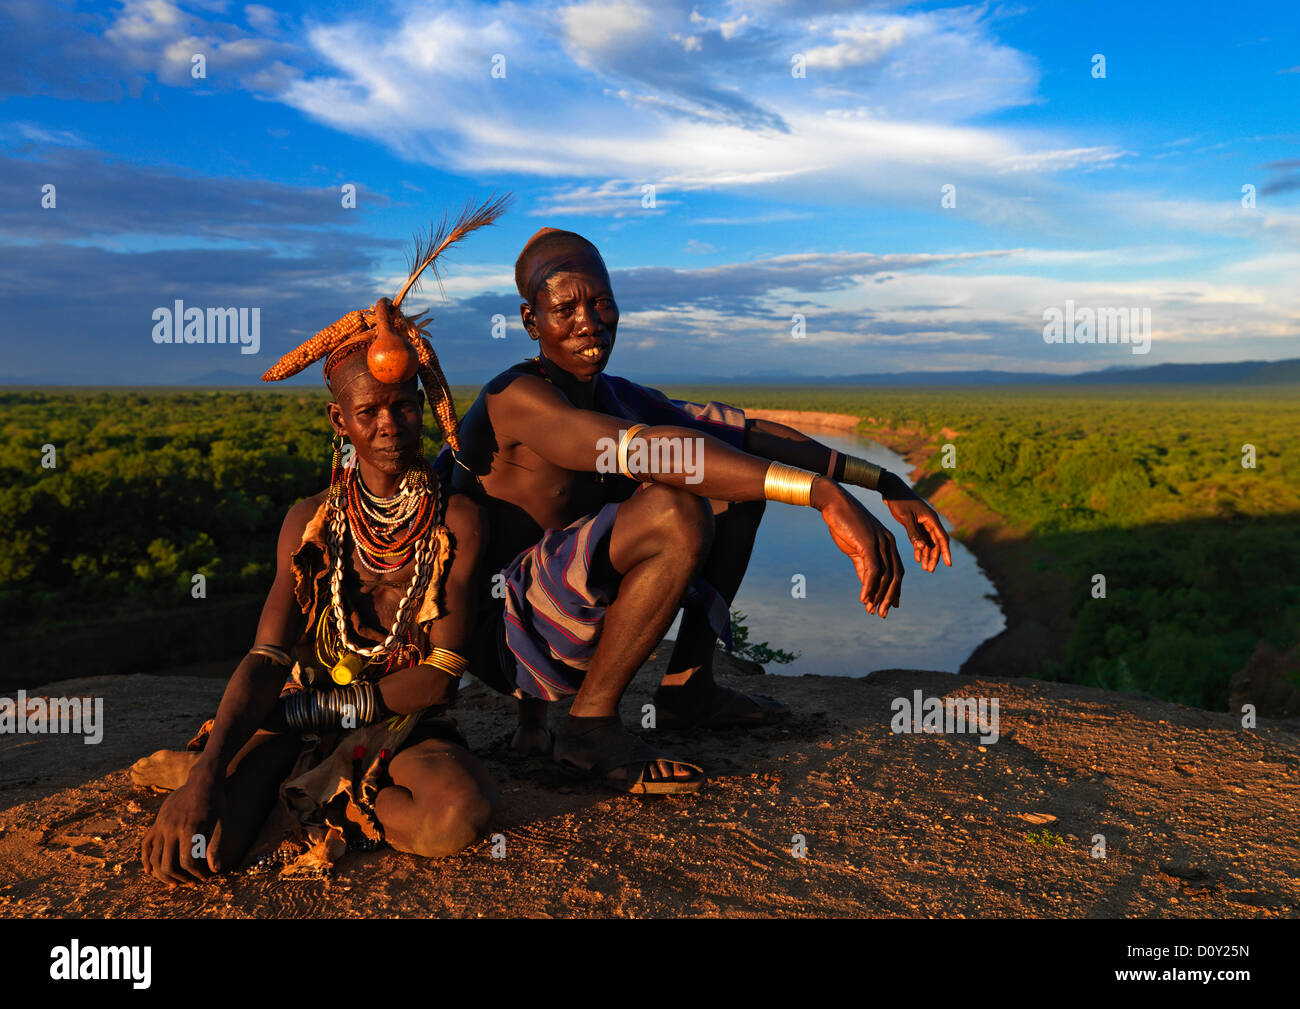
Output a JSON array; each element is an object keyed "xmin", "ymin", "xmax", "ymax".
[
  {"xmin": 667, "ymin": 358, "xmax": 1300, "ymax": 387},
  {"xmin": 3, "ymin": 358, "xmax": 1298, "ymax": 389},
  {"xmin": 1065, "ymin": 358, "xmax": 1300, "ymax": 385}
]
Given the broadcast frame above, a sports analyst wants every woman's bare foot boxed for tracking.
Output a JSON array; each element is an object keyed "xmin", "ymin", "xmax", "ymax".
[{"xmin": 130, "ymin": 749, "xmax": 201, "ymax": 791}]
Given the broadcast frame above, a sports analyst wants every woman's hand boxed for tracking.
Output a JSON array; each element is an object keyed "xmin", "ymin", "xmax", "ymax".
[{"xmin": 140, "ymin": 763, "xmax": 223, "ymax": 886}]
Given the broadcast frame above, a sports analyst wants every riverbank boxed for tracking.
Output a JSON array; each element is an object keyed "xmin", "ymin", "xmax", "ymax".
[
  {"xmin": 744, "ymin": 409, "xmax": 862, "ymax": 432},
  {"xmin": 2, "ymin": 648, "xmax": 1297, "ymax": 918},
  {"xmin": 852, "ymin": 423, "xmax": 1073, "ymax": 684},
  {"xmin": 747, "ymin": 408, "xmax": 1064, "ymax": 685}
]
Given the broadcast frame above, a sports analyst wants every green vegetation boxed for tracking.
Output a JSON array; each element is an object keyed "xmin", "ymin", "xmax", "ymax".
[
  {"xmin": 729, "ymin": 608, "xmax": 800, "ymax": 665},
  {"xmin": 1023, "ymin": 828, "xmax": 1067, "ymax": 848},
  {"xmin": 0, "ymin": 388, "xmax": 471, "ymax": 627},
  {"xmin": 690, "ymin": 384, "xmax": 1300, "ymax": 710},
  {"xmin": 3, "ymin": 383, "xmax": 1296, "ymax": 712}
]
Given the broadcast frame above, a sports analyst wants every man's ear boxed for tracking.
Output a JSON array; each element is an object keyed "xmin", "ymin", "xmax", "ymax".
[{"xmin": 520, "ymin": 300, "xmax": 537, "ymax": 339}]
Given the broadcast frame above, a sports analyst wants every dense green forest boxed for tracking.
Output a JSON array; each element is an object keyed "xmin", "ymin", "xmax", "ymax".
[
  {"xmin": 3, "ymin": 384, "xmax": 1296, "ymax": 710},
  {"xmin": 0, "ymin": 388, "xmax": 469, "ymax": 624}
]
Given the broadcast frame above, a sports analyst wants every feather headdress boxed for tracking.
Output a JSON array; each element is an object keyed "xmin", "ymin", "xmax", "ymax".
[{"xmin": 261, "ymin": 192, "xmax": 511, "ymax": 454}]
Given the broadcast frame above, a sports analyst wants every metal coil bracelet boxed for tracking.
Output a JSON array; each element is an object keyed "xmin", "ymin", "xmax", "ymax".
[{"xmin": 281, "ymin": 682, "xmax": 382, "ymax": 733}]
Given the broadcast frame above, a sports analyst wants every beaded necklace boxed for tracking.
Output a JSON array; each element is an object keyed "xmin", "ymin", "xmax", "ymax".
[
  {"xmin": 345, "ymin": 460, "xmax": 434, "ymax": 573},
  {"xmin": 325, "ymin": 457, "xmax": 446, "ymax": 660}
]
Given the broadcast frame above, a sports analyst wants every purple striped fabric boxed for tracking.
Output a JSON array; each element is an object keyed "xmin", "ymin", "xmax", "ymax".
[
  {"xmin": 502, "ymin": 501, "xmax": 621, "ymax": 700},
  {"xmin": 595, "ymin": 375, "xmax": 748, "ymax": 450}
]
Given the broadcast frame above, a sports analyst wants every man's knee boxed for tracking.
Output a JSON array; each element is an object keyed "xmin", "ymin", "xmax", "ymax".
[{"xmin": 638, "ymin": 483, "xmax": 715, "ymax": 556}]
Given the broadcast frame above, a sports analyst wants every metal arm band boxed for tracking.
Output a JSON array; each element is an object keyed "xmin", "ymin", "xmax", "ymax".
[
  {"xmin": 763, "ymin": 461, "xmax": 818, "ymax": 507},
  {"xmin": 841, "ymin": 454, "xmax": 885, "ymax": 491},
  {"xmin": 419, "ymin": 647, "xmax": 470, "ymax": 678},
  {"xmin": 281, "ymin": 681, "xmax": 382, "ymax": 733},
  {"xmin": 617, "ymin": 424, "xmax": 650, "ymax": 480},
  {"xmin": 249, "ymin": 644, "xmax": 293, "ymax": 667}
]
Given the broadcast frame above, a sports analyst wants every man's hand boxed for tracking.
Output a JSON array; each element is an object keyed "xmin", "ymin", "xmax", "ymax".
[
  {"xmin": 140, "ymin": 764, "xmax": 223, "ymax": 886},
  {"xmin": 879, "ymin": 474, "xmax": 953, "ymax": 573},
  {"xmin": 814, "ymin": 479, "xmax": 904, "ymax": 618}
]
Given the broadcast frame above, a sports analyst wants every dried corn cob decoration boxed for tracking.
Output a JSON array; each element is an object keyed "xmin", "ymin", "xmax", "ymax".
[
  {"xmin": 261, "ymin": 310, "xmax": 368, "ymax": 382},
  {"xmin": 414, "ymin": 335, "xmax": 460, "ymax": 455}
]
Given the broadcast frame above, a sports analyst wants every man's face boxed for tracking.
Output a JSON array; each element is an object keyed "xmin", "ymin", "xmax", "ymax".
[
  {"xmin": 523, "ymin": 252, "xmax": 619, "ymax": 380},
  {"xmin": 327, "ymin": 371, "xmax": 424, "ymax": 478}
]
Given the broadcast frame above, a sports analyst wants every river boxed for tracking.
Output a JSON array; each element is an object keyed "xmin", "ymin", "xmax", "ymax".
[{"xmin": 666, "ymin": 429, "xmax": 1006, "ymax": 677}]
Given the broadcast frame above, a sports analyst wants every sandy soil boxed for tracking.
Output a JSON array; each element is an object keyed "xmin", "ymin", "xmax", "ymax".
[{"xmin": 1, "ymin": 647, "xmax": 1296, "ymax": 918}]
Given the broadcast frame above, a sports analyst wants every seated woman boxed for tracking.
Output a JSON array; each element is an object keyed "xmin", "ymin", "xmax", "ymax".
[{"xmin": 134, "ymin": 201, "xmax": 507, "ymax": 884}]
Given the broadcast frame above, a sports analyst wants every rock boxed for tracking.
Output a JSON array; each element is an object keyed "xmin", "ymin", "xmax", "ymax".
[{"xmin": 1229, "ymin": 640, "xmax": 1300, "ymax": 718}]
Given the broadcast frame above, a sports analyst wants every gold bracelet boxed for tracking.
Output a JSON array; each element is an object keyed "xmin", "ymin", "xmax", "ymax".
[
  {"xmin": 617, "ymin": 424, "xmax": 650, "ymax": 480},
  {"xmin": 248, "ymin": 644, "xmax": 293, "ymax": 667},
  {"xmin": 841, "ymin": 454, "xmax": 884, "ymax": 491},
  {"xmin": 763, "ymin": 461, "xmax": 818, "ymax": 506},
  {"xmin": 421, "ymin": 647, "xmax": 470, "ymax": 678}
]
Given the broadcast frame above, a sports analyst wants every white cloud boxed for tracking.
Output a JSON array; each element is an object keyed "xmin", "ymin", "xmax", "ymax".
[
  {"xmin": 275, "ymin": 0, "xmax": 1106, "ymax": 205},
  {"xmin": 803, "ymin": 22, "xmax": 907, "ymax": 70}
]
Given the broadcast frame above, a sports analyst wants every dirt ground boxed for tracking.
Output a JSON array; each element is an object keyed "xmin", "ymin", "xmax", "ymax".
[{"xmin": 2, "ymin": 647, "xmax": 1296, "ymax": 918}]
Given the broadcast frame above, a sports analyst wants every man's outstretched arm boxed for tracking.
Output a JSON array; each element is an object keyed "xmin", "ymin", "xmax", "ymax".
[
  {"xmin": 743, "ymin": 417, "xmax": 952, "ymax": 573},
  {"xmin": 489, "ymin": 375, "xmax": 906, "ymax": 616}
]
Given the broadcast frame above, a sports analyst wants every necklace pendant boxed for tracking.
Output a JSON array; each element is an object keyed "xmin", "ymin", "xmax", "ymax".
[{"xmin": 330, "ymin": 652, "xmax": 365, "ymax": 686}]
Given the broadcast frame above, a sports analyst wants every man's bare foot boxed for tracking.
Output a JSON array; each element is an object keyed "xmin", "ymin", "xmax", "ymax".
[
  {"xmin": 130, "ymin": 749, "xmax": 201, "ymax": 790},
  {"xmin": 511, "ymin": 695, "xmax": 553, "ymax": 756},
  {"xmin": 510, "ymin": 723, "xmax": 554, "ymax": 757}
]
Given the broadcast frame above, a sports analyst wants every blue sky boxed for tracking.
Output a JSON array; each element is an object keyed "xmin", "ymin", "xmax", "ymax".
[{"xmin": 1, "ymin": 0, "xmax": 1297, "ymax": 384}]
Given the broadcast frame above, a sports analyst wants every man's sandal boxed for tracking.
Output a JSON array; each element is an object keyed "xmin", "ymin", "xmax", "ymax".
[
  {"xmin": 553, "ymin": 717, "xmax": 705, "ymax": 795},
  {"xmin": 652, "ymin": 684, "xmax": 791, "ymax": 731}
]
